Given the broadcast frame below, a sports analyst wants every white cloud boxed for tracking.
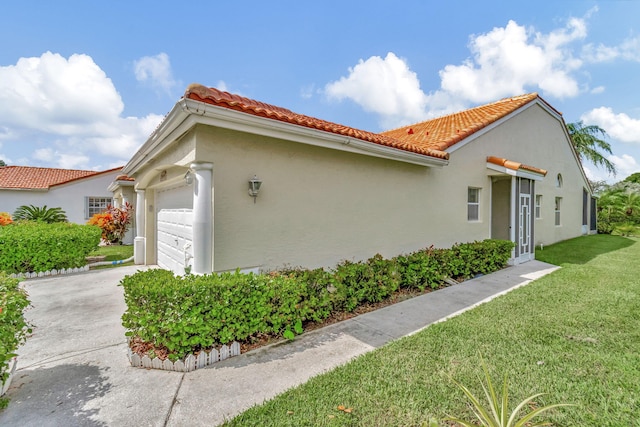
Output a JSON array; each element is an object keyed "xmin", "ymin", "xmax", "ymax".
[
  {"xmin": 300, "ymin": 83, "xmax": 315, "ymax": 99},
  {"xmin": 325, "ymin": 52, "xmax": 429, "ymax": 128},
  {"xmin": 582, "ymin": 35, "xmax": 640, "ymax": 63},
  {"xmin": 583, "ymin": 153, "xmax": 638, "ymax": 184},
  {"xmin": 610, "ymin": 154, "xmax": 640, "ymax": 177},
  {"xmin": 590, "ymin": 86, "xmax": 605, "ymax": 94},
  {"xmin": 0, "ymin": 142, "xmax": 9, "ymax": 165},
  {"xmin": 0, "ymin": 52, "xmax": 123, "ymax": 134},
  {"xmin": 581, "ymin": 107, "xmax": 640, "ymax": 144},
  {"xmin": 216, "ymin": 80, "xmax": 229, "ymax": 92},
  {"xmin": 441, "ymin": 18, "xmax": 584, "ymax": 103},
  {"xmin": 33, "ymin": 147, "xmax": 91, "ymax": 169},
  {"xmin": 0, "ymin": 52, "xmax": 164, "ymax": 168},
  {"xmin": 133, "ymin": 52, "xmax": 177, "ymax": 94},
  {"xmin": 325, "ymin": 14, "xmax": 592, "ymax": 128}
]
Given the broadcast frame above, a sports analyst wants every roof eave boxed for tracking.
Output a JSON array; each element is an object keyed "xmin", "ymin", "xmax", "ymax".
[
  {"xmin": 123, "ymin": 102, "xmax": 191, "ymax": 176},
  {"xmin": 486, "ymin": 162, "xmax": 546, "ymax": 181},
  {"xmin": 181, "ymin": 98, "xmax": 448, "ymax": 168}
]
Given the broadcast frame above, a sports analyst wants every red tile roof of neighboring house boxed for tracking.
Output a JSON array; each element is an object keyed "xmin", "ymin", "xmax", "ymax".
[
  {"xmin": 487, "ymin": 156, "xmax": 548, "ymax": 176},
  {"xmin": 184, "ymin": 84, "xmax": 451, "ymax": 160},
  {"xmin": 0, "ymin": 166, "xmax": 123, "ymax": 190},
  {"xmin": 381, "ymin": 93, "xmax": 551, "ymax": 152}
]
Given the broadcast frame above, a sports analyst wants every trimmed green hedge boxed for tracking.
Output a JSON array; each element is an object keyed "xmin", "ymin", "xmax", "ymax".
[
  {"xmin": 121, "ymin": 239, "xmax": 514, "ymax": 360},
  {"xmin": 0, "ymin": 222, "xmax": 102, "ymax": 274},
  {"xmin": 1, "ymin": 272, "xmax": 31, "ymax": 408}
]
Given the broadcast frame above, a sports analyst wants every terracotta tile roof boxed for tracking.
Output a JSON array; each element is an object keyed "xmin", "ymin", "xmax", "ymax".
[
  {"xmin": 487, "ymin": 156, "xmax": 547, "ymax": 176},
  {"xmin": 115, "ymin": 174, "xmax": 135, "ymax": 182},
  {"xmin": 381, "ymin": 93, "xmax": 544, "ymax": 151},
  {"xmin": 184, "ymin": 84, "xmax": 450, "ymax": 160},
  {"xmin": 0, "ymin": 166, "xmax": 122, "ymax": 190}
]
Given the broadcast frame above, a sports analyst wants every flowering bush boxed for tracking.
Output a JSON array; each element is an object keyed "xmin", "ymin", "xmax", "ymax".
[
  {"xmin": 0, "ymin": 213, "xmax": 11, "ymax": 226},
  {"xmin": 87, "ymin": 202, "xmax": 133, "ymax": 244}
]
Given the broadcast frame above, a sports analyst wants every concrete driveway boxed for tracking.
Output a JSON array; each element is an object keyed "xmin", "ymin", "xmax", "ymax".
[
  {"xmin": 0, "ymin": 261, "xmax": 559, "ymax": 426},
  {"xmin": 0, "ymin": 266, "xmax": 183, "ymax": 427}
]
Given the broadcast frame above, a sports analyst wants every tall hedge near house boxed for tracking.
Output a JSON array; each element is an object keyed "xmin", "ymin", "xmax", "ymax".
[
  {"xmin": 0, "ymin": 222, "xmax": 102, "ymax": 274},
  {"xmin": 121, "ymin": 239, "xmax": 514, "ymax": 360}
]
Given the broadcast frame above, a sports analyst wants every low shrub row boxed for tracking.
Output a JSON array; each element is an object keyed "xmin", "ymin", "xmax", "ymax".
[
  {"xmin": 0, "ymin": 222, "xmax": 102, "ymax": 274},
  {"xmin": 121, "ymin": 239, "xmax": 514, "ymax": 360}
]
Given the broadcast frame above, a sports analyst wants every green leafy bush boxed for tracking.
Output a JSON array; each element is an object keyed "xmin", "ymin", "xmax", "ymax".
[
  {"xmin": 0, "ymin": 222, "xmax": 101, "ymax": 274},
  {"xmin": 121, "ymin": 239, "xmax": 514, "ymax": 360},
  {"xmin": 1, "ymin": 272, "xmax": 31, "ymax": 407},
  {"xmin": 121, "ymin": 269, "xmax": 311, "ymax": 360}
]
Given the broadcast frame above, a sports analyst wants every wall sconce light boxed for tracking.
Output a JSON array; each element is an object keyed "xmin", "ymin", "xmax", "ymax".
[
  {"xmin": 248, "ymin": 175, "xmax": 262, "ymax": 203},
  {"xmin": 184, "ymin": 169, "xmax": 194, "ymax": 185}
]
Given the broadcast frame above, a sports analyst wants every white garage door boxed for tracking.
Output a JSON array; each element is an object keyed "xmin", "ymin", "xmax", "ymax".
[{"xmin": 156, "ymin": 184, "xmax": 193, "ymax": 276}]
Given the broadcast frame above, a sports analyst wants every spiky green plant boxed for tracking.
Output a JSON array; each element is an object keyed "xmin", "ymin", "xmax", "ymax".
[
  {"xmin": 12, "ymin": 205, "xmax": 68, "ymax": 223},
  {"xmin": 446, "ymin": 357, "xmax": 574, "ymax": 427}
]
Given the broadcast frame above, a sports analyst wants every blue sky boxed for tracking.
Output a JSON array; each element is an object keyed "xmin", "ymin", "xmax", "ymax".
[{"xmin": 1, "ymin": 1, "xmax": 639, "ymax": 183}]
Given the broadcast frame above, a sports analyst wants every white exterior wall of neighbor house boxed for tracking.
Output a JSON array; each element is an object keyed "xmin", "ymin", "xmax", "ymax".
[
  {"xmin": 448, "ymin": 103, "xmax": 590, "ymax": 247},
  {"xmin": 0, "ymin": 170, "xmax": 122, "ymax": 224}
]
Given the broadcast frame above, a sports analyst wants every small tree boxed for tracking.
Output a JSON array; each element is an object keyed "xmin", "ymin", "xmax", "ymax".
[
  {"xmin": 87, "ymin": 202, "xmax": 133, "ymax": 244},
  {"xmin": 567, "ymin": 121, "xmax": 616, "ymax": 176},
  {"xmin": 12, "ymin": 205, "xmax": 67, "ymax": 223}
]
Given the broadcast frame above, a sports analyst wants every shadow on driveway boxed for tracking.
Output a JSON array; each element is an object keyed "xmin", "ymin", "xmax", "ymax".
[{"xmin": 1, "ymin": 363, "xmax": 111, "ymax": 427}]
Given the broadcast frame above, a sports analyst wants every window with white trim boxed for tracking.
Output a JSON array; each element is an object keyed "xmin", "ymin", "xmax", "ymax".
[
  {"xmin": 467, "ymin": 187, "xmax": 480, "ymax": 221},
  {"xmin": 86, "ymin": 197, "xmax": 112, "ymax": 219},
  {"xmin": 555, "ymin": 197, "xmax": 562, "ymax": 226},
  {"xmin": 556, "ymin": 173, "xmax": 563, "ymax": 188},
  {"xmin": 535, "ymin": 195, "xmax": 542, "ymax": 219}
]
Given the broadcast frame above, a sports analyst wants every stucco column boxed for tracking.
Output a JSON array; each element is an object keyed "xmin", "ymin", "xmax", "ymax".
[
  {"xmin": 134, "ymin": 189, "xmax": 146, "ymax": 265},
  {"xmin": 191, "ymin": 162, "xmax": 213, "ymax": 274}
]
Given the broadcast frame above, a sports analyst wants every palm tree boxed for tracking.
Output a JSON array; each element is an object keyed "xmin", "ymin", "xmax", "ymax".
[
  {"xmin": 13, "ymin": 205, "xmax": 68, "ymax": 223},
  {"xmin": 567, "ymin": 121, "xmax": 617, "ymax": 176}
]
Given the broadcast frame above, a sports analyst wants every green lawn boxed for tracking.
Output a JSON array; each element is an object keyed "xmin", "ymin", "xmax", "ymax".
[
  {"xmin": 88, "ymin": 244, "xmax": 134, "ymax": 265},
  {"xmin": 224, "ymin": 235, "xmax": 640, "ymax": 426}
]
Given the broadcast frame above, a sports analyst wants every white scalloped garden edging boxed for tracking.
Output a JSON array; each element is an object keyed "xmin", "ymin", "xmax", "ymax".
[
  {"xmin": 1, "ymin": 357, "xmax": 17, "ymax": 397},
  {"xmin": 127, "ymin": 342, "xmax": 241, "ymax": 372},
  {"xmin": 9, "ymin": 265, "xmax": 90, "ymax": 279}
]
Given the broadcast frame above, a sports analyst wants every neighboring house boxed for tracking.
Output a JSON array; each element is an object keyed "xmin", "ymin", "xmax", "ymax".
[
  {"xmin": 115, "ymin": 84, "xmax": 595, "ymax": 276},
  {"xmin": 0, "ymin": 166, "xmax": 124, "ymax": 225}
]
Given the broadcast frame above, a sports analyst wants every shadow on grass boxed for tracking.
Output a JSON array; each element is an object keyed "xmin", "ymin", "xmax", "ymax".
[{"xmin": 535, "ymin": 234, "xmax": 636, "ymax": 265}]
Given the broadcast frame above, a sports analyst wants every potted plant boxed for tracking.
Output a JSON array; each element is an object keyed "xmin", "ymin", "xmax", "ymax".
[{"xmin": 0, "ymin": 272, "xmax": 31, "ymax": 407}]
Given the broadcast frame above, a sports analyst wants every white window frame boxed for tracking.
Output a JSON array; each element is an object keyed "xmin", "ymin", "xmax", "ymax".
[
  {"xmin": 86, "ymin": 196, "xmax": 112, "ymax": 219},
  {"xmin": 555, "ymin": 197, "xmax": 562, "ymax": 226},
  {"xmin": 535, "ymin": 194, "xmax": 542, "ymax": 219},
  {"xmin": 467, "ymin": 187, "xmax": 481, "ymax": 222}
]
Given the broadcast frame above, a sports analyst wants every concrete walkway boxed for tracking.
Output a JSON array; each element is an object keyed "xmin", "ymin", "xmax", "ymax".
[{"xmin": 0, "ymin": 260, "xmax": 559, "ymax": 426}]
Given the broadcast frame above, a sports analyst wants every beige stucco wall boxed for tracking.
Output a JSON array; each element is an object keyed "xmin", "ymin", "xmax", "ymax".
[
  {"xmin": 130, "ymin": 101, "xmax": 590, "ymax": 272},
  {"xmin": 194, "ymin": 124, "xmax": 494, "ymax": 272},
  {"xmin": 449, "ymin": 103, "xmax": 590, "ymax": 248}
]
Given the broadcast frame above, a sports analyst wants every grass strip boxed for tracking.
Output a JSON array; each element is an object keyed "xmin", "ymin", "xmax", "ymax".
[{"xmin": 224, "ymin": 235, "xmax": 640, "ymax": 426}]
